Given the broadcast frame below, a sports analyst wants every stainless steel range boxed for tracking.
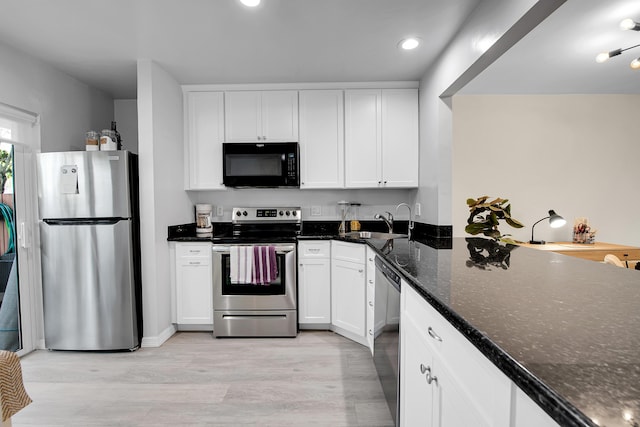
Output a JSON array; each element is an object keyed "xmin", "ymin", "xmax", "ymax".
[{"xmin": 212, "ymin": 207, "xmax": 301, "ymax": 337}]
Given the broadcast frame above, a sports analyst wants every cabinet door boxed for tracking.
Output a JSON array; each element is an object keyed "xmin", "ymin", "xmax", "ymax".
[
  {"xmin": 513, "ymin": 387, "xmax": 560, "ymax": 427},
  {"xmin": 331, "ymin": 259, "xmax": 366, "ymax": 338},
  {"xmin": 436, "ymin": 358, "xmax": 491, "ymax": 427},
  {"xmin": 262, "ymin": 91, "xmax": 299, "ymax": 142},
  {"xmin": 225, "ymin": 91, "xmax": 262, "ymax": 142},
  {"xmin": 345, "ymin": 89, "xmax": 382, "ymax": 188},
  {"xmin": 176, "ymin": 257, "xmax": 213, "ymax": 325},
  {"xmin": 299, "ymin": 90, "xmax": 344, "ymax": 188},
  {"xmin": 381, "ymin": 89, "xmax": 419, "ymax": 188},
  {"xmin": 184, "ymin": 91, "xmax": 225, "ymax": 189},
  {"xmin": 298, "ymin": 258, "xmax": 331, "ymax": 325},
  {"xmin": 401, "ymin": 310, "xmax": 436, "ymax": 427}
]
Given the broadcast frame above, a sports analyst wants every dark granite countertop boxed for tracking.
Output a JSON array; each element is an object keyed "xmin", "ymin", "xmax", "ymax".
[{"xmin": 365, "ymin": 237, "xmax": 640, "ymax": 427}]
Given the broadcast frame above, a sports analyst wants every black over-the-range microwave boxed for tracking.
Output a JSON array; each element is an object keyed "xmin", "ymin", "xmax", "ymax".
[{"xmin": 222, "ymin": 142, "xmax": 300, "ymax": 188}]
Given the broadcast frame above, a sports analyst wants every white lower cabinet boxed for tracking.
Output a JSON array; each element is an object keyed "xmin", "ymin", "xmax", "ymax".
[
  {"xmin": 366, "ymin": 247, "xmax": 376, "ymax": 354},
  {"xmin": 174, "ymin": 243, "xmax": 213, "ymax": 328},
  {"xmin": 401, "ymin": 284, "xmax": 511, "ymax": 427},
  {"xmin": 513, "ymin": 388, "xmax": 560, "ymax": 427},
  {"xmin": 401, "ymin": 284, "xmax": 560, "ymax": 427},
  {"xmin": 331, "ymin": 241, "xmax": 367, "ymax": 346},
  {"xmin": 298, "ymin": 241, "xmax": 332, "ymax": 328}
]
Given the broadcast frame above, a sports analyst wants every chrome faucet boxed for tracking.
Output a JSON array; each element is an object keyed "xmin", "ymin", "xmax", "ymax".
[
  {"xmin": 396, "ymin": 203, "xmax": 414, "ymax": 240},
  {"xmin": 374, "ymin": 212, "xmax": 394, "ymax": 233}
]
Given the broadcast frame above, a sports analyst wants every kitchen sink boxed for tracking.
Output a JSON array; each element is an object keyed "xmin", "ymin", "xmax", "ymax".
[{"xmin": 343, "ymin": 231, "xmax": 408, "ymax": 240}]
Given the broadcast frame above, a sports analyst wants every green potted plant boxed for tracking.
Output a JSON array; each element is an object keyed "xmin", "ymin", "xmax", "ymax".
[
  {"xmin": 0, "ymin": 149, "xmax": 11, "ymax": 195},
  {"xmin": 465, "ymin": 196, "xmax": 524, "ymax": 270},
  {"xmin": 465, "ymin": 196, "xmax": 524, "ymax": 243}
]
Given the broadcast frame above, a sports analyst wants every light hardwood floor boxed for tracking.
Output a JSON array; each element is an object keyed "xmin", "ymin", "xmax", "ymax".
[{"xmin": 13, "ymin": 331, "xmax": 394, "ymax": 426}]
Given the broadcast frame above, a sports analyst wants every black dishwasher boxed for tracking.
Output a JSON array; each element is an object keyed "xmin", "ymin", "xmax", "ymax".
[{"xmin": 374, "ymin": 256, "xmax": 401, "ymax": 426}]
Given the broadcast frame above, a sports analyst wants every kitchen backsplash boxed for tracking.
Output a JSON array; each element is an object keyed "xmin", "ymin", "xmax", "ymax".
[{"xmin": 187, "ymin": 188, "xmax": 418, "ymax": 222}]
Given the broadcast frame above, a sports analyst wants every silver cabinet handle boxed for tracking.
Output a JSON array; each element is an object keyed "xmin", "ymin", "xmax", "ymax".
[
  {"xmin": 358, "ymin": 269, "xmax": 364, "ymax": 273},
  {"xmin": 368, "ymin": 257, "xmax": 373, "ymax": 261},
  {"xmin": 420, "ymin": 364, "xmax": 428, "ymax": 374},
  {"xmin": 188, "ymin": 261, "xmax": 202, "ymax": 265},
  {"xmin": 368, "ymin": 301, "xmax": 373, "ymax": 307},
  {"xmin": 428, "ymin": 326, "xmax": 442, "ymax": 342},
  {"xmin": 308, "ymin": 248, "xmax": 321, "ymax": 253},
  {"xmin": 369, "ymin": 329, "xmax": 373, "ymax": 336},
  {"xmin": 425, "ymin": 367, "xmax": 438, "ymax": 385},
  {"xmin": 368, "ymin": 279, "xmax": 373, "ymax": 284}
]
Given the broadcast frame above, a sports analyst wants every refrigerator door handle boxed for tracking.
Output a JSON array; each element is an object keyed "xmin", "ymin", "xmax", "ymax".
[{"xmin": 43, "ymin": 218, "xmax": 125, "ymax": 226}]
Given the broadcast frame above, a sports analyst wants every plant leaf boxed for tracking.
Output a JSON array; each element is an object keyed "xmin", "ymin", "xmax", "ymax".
[{"xmin": 505, "ymin": 217, "xmax": 525, "ymax": 228}]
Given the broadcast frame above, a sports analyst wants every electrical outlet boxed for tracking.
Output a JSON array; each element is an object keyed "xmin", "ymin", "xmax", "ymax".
[
  {"xmin": 216, "ymin": 206, "xmax": 224, "ymax": 217},
  {"xmin": 311, "ymin": 206, "xmax": 322, "ymax": 216},
  {"xmin": 415, "ymin": 203, "xmax": 421, "ymax": 217}
]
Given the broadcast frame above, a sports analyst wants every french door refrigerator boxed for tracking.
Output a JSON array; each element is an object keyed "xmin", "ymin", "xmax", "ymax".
[{"xmin": 37, "ymin": 151, "xmax": 142, "ymax": 351}]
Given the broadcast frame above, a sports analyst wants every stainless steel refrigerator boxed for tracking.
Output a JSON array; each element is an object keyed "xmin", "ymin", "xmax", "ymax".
[{"xmin": 37, "ymin": 151, "xmax": 142, "ymax": 351}]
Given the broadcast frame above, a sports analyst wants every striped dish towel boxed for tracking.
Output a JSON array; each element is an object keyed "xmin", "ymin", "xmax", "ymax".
[
  {"xmin": 230, "ymin": 246, "xmax": 254, "ymax": 284},
  {"xmin": 0, "ymin": 350, "xmax": 32, "ymax": 421},
  {"xmin": 252, "ymin": 246, "xmax": 278, "ymax": 285}
]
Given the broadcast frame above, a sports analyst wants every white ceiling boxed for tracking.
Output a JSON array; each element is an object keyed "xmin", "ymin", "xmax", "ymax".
[
  {"xmin": 0, "ymin": 0, "xmax": 480, "ymax": 99},
  {"xmin": 462, "ymin": 0, "xmax": 640, "ymax": 94},
  {"xmin": 1, "ymin": 0, "xmax": 638, "ymax": 99}
]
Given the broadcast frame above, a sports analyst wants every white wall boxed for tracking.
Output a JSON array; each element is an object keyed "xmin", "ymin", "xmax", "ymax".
[
  {"xmin": 114, "ymin": 99, "xmax": 139, "ymax": 153},
  {"xmin": 137, "ymin": 59, "xmax": 192, "ymax": 346},
  {"xmin": 0, "ymin": 41, "xmax": 113, "ymax": 152},
  {"xmin": 453, "ymin": 94, "xmax": 640, "ymax": 246},
  {"xmin": 415, "ymin": 0, "xmax": 563, "ymax": 227}
]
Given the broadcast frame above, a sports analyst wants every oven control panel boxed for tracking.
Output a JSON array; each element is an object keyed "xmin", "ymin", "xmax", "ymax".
[{"xmin": 232, "ymin": 207, "xmax": 302, "ymax": 223}]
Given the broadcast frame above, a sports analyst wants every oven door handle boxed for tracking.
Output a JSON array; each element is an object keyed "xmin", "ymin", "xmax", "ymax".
[{"xmin": 212, "ymin": 245, "xmax": 296, "ymax": 254}]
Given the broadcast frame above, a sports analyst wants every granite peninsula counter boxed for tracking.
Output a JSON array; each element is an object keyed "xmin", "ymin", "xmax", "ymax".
[{"xmin": 365, "ymin": 236, "xmax": 640, "ymax": 427}]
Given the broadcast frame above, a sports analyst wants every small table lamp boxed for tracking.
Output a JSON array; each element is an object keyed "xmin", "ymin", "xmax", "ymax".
[{"xmin": 530, "ymin": 210, "xmax": 566, "ymax": 244}]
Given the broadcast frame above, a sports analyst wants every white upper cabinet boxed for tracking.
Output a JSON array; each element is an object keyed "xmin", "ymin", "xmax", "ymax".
[
  {"xmin": 299, "ymin": 90, "xmax": 345, "ymax": 188},
  {"xmin": 345, "ymin": 89, "xmax": 382, "ymax": 188},
  {"xmin": 381, "ymin": 89, "xmax": 419, "ymax": 187},
  {"xmin": 184, "ymin": 91, "xmax": 225, "ymax": 190},
  {"xmin": 345, "ymin": 88, "xmax": 418, "ymax": 188},
  {"xmin": 225, "ymin": 90, "xmax": 299, "ymax": 142}
]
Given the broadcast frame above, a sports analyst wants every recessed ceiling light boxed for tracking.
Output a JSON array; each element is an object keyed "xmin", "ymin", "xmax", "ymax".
[
  {"xmin": 399, "ymin": 37, "xmax": 421, "ymax": 50},
  {"xmin": 240, "ymin": 0, "xmax": 260, "ymax": 7}
]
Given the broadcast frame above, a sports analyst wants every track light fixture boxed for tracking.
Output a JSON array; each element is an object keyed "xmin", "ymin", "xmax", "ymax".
[{"xmin": 596, "ymin": 18, "xmax": 640, "ymax": 69}]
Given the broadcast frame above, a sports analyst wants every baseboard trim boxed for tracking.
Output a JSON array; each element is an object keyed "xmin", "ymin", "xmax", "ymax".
[{"xmin": 141, "ymin": 324, "xmax": 176, "ymax": 347}]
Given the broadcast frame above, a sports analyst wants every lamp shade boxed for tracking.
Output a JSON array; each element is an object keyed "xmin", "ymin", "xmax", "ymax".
[{"xmin": 548, "ymin": 210, "xmax": 566, "ymax": 228}]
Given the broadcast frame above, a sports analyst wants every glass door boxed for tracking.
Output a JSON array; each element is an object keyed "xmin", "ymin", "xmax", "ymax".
[
  {"xmin": 0, "ymin": 104, "xmax": 40, "ymax": 355},
  {"xmin": 0, "ymin": 143, "xmax": 19, "ymax": 351},
  {"xmin": 221, "ymin": 252, "xmax": 287, "ymax": 295}
]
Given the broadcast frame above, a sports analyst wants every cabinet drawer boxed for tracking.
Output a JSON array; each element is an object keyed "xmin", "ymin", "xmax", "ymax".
[
  {"xmin": 298, "ymin": 241, "xmax": 331, "ymax": 258},
  {"xmin": 177, "ymin": 243, "xmax": 212, "ymax": 259},
  {"xmin": 332, "ymin": 241, "xmax": 365, "ymax": 263}
]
